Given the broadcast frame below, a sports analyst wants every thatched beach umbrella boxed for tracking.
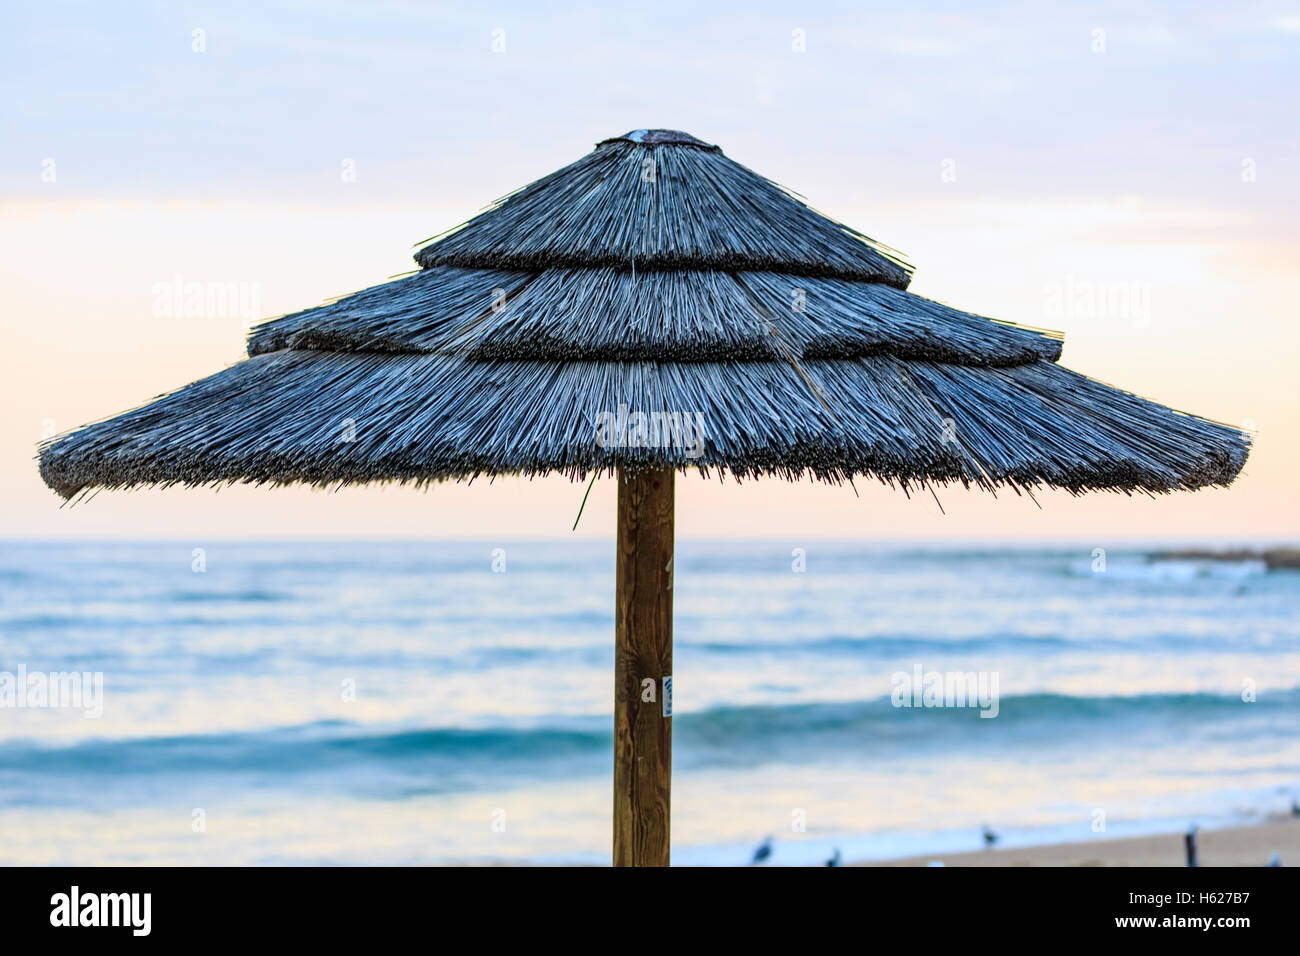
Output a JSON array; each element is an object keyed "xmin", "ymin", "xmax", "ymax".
[{"xmin": 39, "ymin": 129, "xmax": 1249, "ymax": 866}]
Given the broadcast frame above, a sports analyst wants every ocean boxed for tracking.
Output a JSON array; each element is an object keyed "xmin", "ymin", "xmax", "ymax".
[{"xmin": 1, "ymin": 540, "xmax": 1296, "ymax": 866}]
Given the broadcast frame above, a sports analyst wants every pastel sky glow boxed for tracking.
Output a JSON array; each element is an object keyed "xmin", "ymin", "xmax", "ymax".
[{"xmin": 3, "ymin": 1, "xmax": 1296, "ymax": 540}]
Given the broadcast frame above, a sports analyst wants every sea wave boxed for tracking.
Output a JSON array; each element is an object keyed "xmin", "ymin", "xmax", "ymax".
[{"xmin": 3, "ymin": 688, "xmax": 1293, "ymax": 787}]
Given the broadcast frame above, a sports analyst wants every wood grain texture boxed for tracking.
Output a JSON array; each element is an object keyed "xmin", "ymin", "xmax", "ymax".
[{"xmin": 613, "ymin": 467, "xmax": 674, "ymax": 866}]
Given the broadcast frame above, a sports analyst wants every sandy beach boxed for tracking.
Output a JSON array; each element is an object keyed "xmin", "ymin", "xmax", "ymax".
[{"xmin": 866, "ymin": 819, "xmax": 1300, "ymax": 867}]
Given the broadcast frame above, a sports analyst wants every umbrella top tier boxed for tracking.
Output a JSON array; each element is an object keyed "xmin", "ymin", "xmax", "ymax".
[
  {"xmin": 411, "ymin": 130, "xmax": 912, "ymax": 285},
  {"xmin": 39, "ymin": 130, "xmax": 1249, "ymax": 499}
]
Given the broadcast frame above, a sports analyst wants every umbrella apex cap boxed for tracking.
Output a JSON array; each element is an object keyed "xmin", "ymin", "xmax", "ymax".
[{"xmin": 597, "ymin": 129, "xmax": 719, "ymax": 150}]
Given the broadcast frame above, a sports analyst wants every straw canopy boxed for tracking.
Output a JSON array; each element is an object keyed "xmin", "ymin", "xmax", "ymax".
[{"xmin": 39, "ymin": 129, "xmax": 1249, "ymax": 499}]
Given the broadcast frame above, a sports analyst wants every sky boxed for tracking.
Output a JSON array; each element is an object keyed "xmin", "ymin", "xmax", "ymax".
[{"xmin": 2, "ymin": 1, "xmax": 1297, "ymax": 541}]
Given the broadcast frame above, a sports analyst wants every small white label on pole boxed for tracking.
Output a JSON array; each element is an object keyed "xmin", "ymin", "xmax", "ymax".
[{"xmin": 662, "ymin": 676, "xmax": 673, "ymax": 717}]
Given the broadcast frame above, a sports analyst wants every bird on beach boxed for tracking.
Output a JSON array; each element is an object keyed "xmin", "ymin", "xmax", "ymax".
[
  {"xmin": 1290, "ymin": 796, "xmax": 1300, "ymax": 818},
  {"xmin": 1185, "ymin": 825, "xmax": 1199, "ymax": 867},
  {"xmin": 982, "ymin": 826, "xmax": 998, "ymax": 848},
  {"xmin": 825, "ymin": 848, "xmax": 841, "ymax": 867},
  {"xmin": 750, "ymin": 835, "xmax": 773, "ymax": 865}
]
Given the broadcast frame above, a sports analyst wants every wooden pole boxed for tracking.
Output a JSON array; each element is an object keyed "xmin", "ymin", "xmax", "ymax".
[{"xmin": 613, "ymin": 467, "xmax": 674, "ymax": 866}]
